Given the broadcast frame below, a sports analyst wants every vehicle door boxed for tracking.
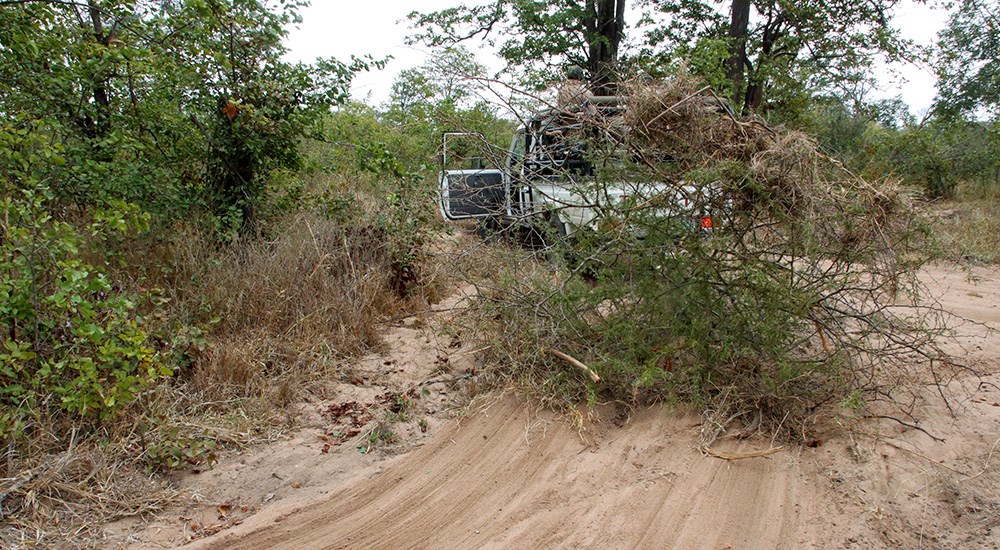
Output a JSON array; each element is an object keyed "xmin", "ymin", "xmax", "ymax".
[{"xmin": 439, "ymin": 133, "xmax": 507, "ymax": 221}]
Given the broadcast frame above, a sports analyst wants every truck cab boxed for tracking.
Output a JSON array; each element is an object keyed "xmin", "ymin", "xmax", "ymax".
[{"xmin": 439, "ymin": 96, "xmax": 718, "ymax": 240}]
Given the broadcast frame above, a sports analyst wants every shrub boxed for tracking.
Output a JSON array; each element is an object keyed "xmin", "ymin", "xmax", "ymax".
[{"xmin": 1, "ymin": 126, "xmax": 169, "ymax": 440}]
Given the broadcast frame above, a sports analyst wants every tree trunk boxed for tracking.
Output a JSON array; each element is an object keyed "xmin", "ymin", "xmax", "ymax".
[
  {"xmin": 726, "ymin": 0, "xmax": 750, "ymax": 107},
  {"xmin": 742, "ymin": 11, "xmax": 784, "ymax": 113},
  {"xmin": 212, "ymin": 97, "xmax": 258, "ymax": 235},
  {"xmin": 84, "ymin": 0, "xmax": 112, "ymax": 138},
  {"xmin": 584, "ymin": 0, "xmax": 626, "ymax": 95}
]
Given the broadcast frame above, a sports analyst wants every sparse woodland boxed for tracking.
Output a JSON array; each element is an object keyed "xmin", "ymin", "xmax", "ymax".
[{"xmin": 0, "ymin": 0, "xmax": 998, "ymax": 545}]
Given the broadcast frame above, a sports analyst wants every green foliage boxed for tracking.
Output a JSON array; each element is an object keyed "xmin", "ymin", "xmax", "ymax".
[
  {"xmin": 798, "ymin": 97, "xmax": 871, "ymax": 160},
  {"xmin": 887, "ymin": 125, "xmax": 956, "ymax": 199},
  {"xmin": 408, "ymin": 0, "xmax": 627, "ymax": 90},
  {"xmin": 469, "ymin": 78, "xmax": 941, "ymax": 436},
  {"xmin": 794, "ymin": 93, "xmax": 995, "ymax": 203},
  {"xmin": 0, "ymin": 127, "xmax": 168, "ymax": 438},
  {"xmin": 935, "ymin": 0, "xmax": 1000, "ymax": 119},
  {"xmin": 354, "ymin": 142, "xmax": 438, "ymax": 296},
  {"xmin": 144, "ymin": 426, "xmax": 218, "ymax": 472},
  {"xmin": 314, "ymin": 49, "xmax": 513, "ymax": 185},
  {"xmin": 656, "ymin": 38, "xmax": 734, "ymax": 97},
  {"xmin": 640, "ymin": 0, "xmax": 912, "ymax": 115},
  {"xmin": 410, "ymin": 0, "xmax": 914, "ymax": 117},
  {"xmin": 860, "ymin": 118, "xmax": 1000, "ymax": 200},
  {"xmin": 0, "ymin": 1, "xmax": 449, "ymax": 540},
  {"xmin": 380, "ymin": 48, "xmax": 514, "ymax": 169},
  {"xmin": 409, "ymin": 1, "xmax": 582, "ymax": 83},
  {"xmin": 390, "ymin": 46, "xmax": 487, "ymax": 108},
  {"xmin": 160, "ymin": 1, "xmax": 371, "ymax": 233},
  {"xmin": 0, "ymin": 0, "xmax": 367, "ymax": 235},
  {"xmin": 358, "ymin": 422, "xmax": 397, "ymax": 453}
]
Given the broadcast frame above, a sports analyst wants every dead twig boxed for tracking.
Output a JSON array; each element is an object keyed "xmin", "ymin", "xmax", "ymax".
[
  {"xmin": 881, "ymin": 440, "xmax": 970, "ymax": 477},
  {"xmin": 546, "ymin": 349, "xmax": 601, "ymax": 383},
  {"xmin": 701, "ymin": 445, "xmax": 784, "ymax": 460},
  {"xmin": 869, "ymin": 415, "xmax": 946, "ymax": 443},
  {"xmin": 961, "ymin": 436, "xmax": 1000, "ymax": 482}
]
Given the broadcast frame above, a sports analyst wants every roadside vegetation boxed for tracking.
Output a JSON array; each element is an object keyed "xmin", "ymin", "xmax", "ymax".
[
  {"xmin": 0, "ymin": 0, "xmax": 997, "ymax": 546},
  {"xmin": 0, "ymin": 3, "xmax": 486, "ymax": 544}
]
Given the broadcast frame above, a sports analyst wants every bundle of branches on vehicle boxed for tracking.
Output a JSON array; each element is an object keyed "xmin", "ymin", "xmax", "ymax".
[{"xmin": 623, "ymin": 77, "xmax": 772, "ymax": 170}]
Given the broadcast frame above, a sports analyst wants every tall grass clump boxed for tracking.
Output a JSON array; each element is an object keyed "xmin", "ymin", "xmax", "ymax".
[{"xmin": 925, "ymin": 182, "xmax": 1000, "ymax": 264}]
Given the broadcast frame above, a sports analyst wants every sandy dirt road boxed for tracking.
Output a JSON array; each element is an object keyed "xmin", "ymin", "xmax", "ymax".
[
  {"xmin": 191, "ymin": 398, "xmax": 832, "ymax": 550},
  {"xmin": 166, "ymin": 264, "xmax": 1000, "ymax": 549}
]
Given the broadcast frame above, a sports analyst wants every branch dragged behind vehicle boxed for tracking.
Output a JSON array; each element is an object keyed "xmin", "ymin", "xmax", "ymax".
[{"xmin": 447, "ymin": 77, "xmax": 955, "ymax": 442}]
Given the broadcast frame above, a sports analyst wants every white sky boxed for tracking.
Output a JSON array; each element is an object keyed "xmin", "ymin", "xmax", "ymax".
[
  {"xmin": 284, "ymin": 0, "xmax": 947, "ymax": 115},
  {"xmin": 283, "ymin": 0, "xmax": 469, "ymax": 108}
]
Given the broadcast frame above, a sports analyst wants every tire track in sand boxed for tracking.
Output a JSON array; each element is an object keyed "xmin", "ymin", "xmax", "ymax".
[{"xmin": 189, "ymin": 398, "xmax": 832, "ymax": 550}]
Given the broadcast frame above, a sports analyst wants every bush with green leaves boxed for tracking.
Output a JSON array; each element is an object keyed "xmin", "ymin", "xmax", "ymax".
[
  {"xmin": 0, "ymin": 0, "xmax": 370, "ymax": 237},
  {"xmin": 0, "ymin": 126, "xmax": 169, "ymax": 440}
]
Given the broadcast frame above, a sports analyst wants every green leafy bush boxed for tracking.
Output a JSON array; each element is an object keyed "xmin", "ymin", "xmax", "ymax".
[{"xmin": 1, "ymin": 126, "xmax": 169, "ymax": 439}]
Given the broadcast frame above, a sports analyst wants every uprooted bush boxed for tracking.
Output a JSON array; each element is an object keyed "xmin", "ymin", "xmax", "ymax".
[{"xmin": 466, "ymin": 75, "xmax": 963, "ymax": 439}]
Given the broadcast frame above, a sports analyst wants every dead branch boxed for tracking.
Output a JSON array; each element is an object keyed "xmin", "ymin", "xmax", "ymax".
[
  {"xmin": 700, "ymin": 445, "xmax": 784, "ymax": 460},
  {"xmin": 547, "ymin": 349, "xmax": 601, "ymax": 383}
]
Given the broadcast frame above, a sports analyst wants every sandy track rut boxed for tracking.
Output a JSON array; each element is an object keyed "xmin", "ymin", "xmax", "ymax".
[
  {"xmin": 191, "ymin": 398, "xmax": 826, "ymax": 550},
  {"xmin": 178, "ymin": 264, "xmax": 1000, "ymax": 549}
]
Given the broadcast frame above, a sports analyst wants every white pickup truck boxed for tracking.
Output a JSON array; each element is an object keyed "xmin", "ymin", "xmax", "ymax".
[{"xmin": 438, "ymin": 98, "xmax": 716, "ymax": 243}]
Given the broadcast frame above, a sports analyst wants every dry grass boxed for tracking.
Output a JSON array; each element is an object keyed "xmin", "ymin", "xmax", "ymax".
[
  {"xmin": 926, "ymin": 195, "xmax": 1000, "ymax": 264},
  {"xmin": 140, "ymin": 212, "xmax": 430, "ymax": 402},
  {"xmin": 203, "ymin": 219, "xmax": 391, "ymax": 345},
  {"xmin": 624, "ymin": 77, "xmax": 773, "ymax": 170},
  {"xmin": 2, "ymin": 204, "xmax": 446, "ymax": 545},
  {"xmin": 1, "ymin": 432, "xmax": 182, "ymax": 547}
]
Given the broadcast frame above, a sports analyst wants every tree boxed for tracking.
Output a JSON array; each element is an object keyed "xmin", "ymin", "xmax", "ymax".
[
  {"xmin": 642, "ymin": 0, "xmax": 911, "ymax": 115},
  {"xmin": 408, "ymin": 0, "xmax": 627, "ymax": 94},
  {"xmin": 934, "ymin": 0, "xmax": 1000, "ymax": 119},
  {"xmin": 0, "ymin": 0, "xmax": 364, "ymax": 233},
  {"xmin": 381, "ymin": 48, "xmax": 512, "ymax": 169},
  {"xmin": 157, "ymin": 0, "xmax": 364, "ymax": 232},
  {"xmin": 385, "ymin": 46, "xmax": 487, "ymax": 115}
]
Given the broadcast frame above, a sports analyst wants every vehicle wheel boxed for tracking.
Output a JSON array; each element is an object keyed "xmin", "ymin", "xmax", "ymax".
[
  {"xmin": 524, "ymin": 210, "xmax": 570, "ymax": 253},
  {"xmin": 550, "ymin": 212, "xmax": 606, "ymax": 280},
  {"xmin": 475, "ymin": 216, "xmax": 502, "ymax": 241}
]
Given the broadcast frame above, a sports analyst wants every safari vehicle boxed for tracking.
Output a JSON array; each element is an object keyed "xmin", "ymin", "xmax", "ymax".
[{"xmin": 438, "ymin": 95, "xmax": 720, "ymax": 245}]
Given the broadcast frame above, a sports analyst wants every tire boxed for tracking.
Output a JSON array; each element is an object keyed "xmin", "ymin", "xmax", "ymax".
[{"xmin": 475, "ymin": 215, "xmax": 503, "ymax": 241}]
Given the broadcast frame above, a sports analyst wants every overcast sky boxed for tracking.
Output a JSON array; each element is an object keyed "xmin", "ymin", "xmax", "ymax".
[{"xmin": 284, "ymin": 1, "xmax": 947, "ymax": 115}]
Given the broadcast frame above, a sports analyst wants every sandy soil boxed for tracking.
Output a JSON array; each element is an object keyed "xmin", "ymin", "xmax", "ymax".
[{"xmin": 113, "ymin": 264, "xmax": 1000, "ymax": 549}]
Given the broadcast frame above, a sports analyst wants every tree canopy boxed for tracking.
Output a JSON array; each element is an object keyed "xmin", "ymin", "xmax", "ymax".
[
  {"xmin": 0, "ymin": 0, "xmax": 368, "ymax": 232},
  {"xmin": 640, "ymin": 0, "xmax": 911, "ymax": 114},
  {"xmin": 409, "ymin": 0, "xmax": 914, "ymax": 114},
  {"xmin": 934, "ymin": 0, "xmax": 1000, "ymax": 119},
  {"xmin": 408, "ymin": 0, "xmax": 627, "ymax": 94}
]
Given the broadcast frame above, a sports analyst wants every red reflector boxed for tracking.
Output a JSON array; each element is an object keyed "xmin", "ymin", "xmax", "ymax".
[{"xmin": 700, "ymin": 216, "xmax": 713, "ymax": 229}]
